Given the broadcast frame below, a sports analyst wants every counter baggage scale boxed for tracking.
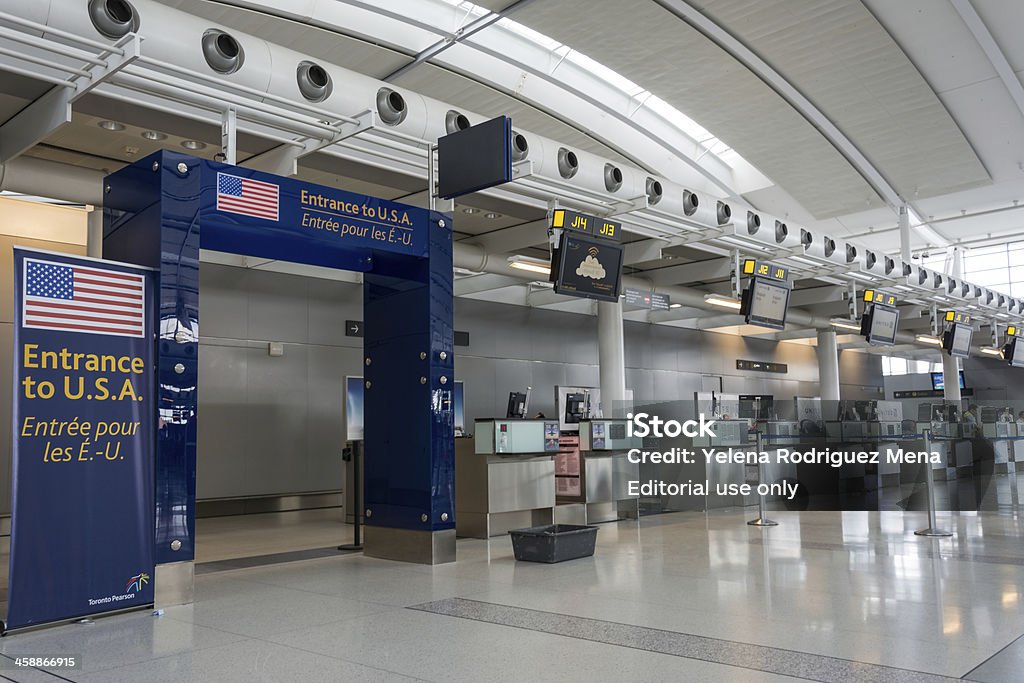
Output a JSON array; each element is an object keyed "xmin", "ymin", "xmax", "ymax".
[{"xmin": 553, "ymin": 420, "xmax": 641, "ymax": 525}]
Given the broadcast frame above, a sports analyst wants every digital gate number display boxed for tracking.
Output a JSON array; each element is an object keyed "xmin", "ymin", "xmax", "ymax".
[{"xmin": 551, "ymin": 209, "xmax": 621, "ymax": 242}]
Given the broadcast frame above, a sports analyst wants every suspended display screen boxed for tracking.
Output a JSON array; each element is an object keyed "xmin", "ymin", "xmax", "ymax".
[
  {"xmin": 1006, "ymin": 338, "xmax": 1024, "ymax": 368},
  {"xmin": 437, "ymin": 115, "xmax": 512, "ymax": 199},
  {"xmin": 863, "ymin": 304, "xmax": 899, "ymax": 346},
  {"xmin": 743, "ymin": 277, "xmax": 790, "ymax": 330},
  {"xmin": 552, "ymin": 231, "xmax": 624, "ymax": 302},
  {"xmin": 944, "ymin": 322, "xmax": 973, "ymax": 358}
]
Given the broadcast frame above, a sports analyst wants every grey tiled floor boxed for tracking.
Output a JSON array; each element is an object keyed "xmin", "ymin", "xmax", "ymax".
[{"xmin": 2, "ymin": 508, "xmax": 1024, "ymax": 682}]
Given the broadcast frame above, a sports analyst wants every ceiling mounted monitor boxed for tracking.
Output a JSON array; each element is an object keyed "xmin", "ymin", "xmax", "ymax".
[
  {"xmin": 741, "ymin": 277, "xmax": 790, "ymax": 330},
  {"xmin": 860, "ymin": 303, "xmax": 899, "ymax": 346},
  {"xmin": 942, "ymin": 323, "xmax": 973, "ymax": 358}
]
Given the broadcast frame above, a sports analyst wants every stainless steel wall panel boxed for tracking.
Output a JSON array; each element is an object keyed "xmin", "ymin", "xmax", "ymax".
[
  {"xmin": 198, "ymin": 265, "xmax": 249, "ymax": 339},
  {"xmin": 242, "ymin": 344, "xmax": 310, "ymax": 496},
  {"xmin": 246, "ymin": 270, "xmax": 310, "ymax": 344},
  {"xmin": 196, "ymin": 343, "xmax": 249, "ymax": 499}
]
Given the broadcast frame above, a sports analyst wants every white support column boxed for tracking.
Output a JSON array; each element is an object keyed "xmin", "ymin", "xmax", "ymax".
[
  {"xmin": 598, "ymin": 300, "xmax": 626, "ymax": 417},
  {"xmin": 816, "ymin": 328, "xmax": 841, "ymax": 401},
  {"xmin": 86, "ymin": 207, "xmax": 103, "ymax": 259},
  {"xmin": 942, "ymin": 352, "xmax": 962, "ymax": 404},
  {"xmin": 899, "ymin": 204, "xmax": 911, "ymax": 262}
]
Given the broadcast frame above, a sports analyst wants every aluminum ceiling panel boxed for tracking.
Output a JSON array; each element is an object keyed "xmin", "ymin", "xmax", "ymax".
[
  {"xmin": 160, "ymin": 0, "xmax": 413, "ymax": 78},
  {"xmin": 695, "ymin": 0, "xmax": 990, "ymax": 202},
  {"xmin": 392, "ymin": 64, "xmax": 634, "ymax": 165},
  {"xmin": 505, "ymin": 0, "xmax": 884, "ymax": 218}
]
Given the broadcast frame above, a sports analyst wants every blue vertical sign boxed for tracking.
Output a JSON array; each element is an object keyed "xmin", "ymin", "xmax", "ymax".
[{"xmin": 7, "ymin": 248, "xmax": 155, "ymax": 631}]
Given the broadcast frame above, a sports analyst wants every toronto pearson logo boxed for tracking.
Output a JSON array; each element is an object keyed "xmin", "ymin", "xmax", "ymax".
[{"xmin": 126, "ymin": 572, "xmax": 150, "ymax": 593}]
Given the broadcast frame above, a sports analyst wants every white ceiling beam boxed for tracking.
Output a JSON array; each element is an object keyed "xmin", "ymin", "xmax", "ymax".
[
  {"xmin": 648, "ymin": 305, "xmax": 711, "ymax": 323},
  {"xmin": 453, "ymin": 273, "xmax": 524, "ymax": 296},
  {"xmin": 646, "ymin": 258, "xmax": 731, "ymax": 286},
  {"xmin": 951, "ymin": 0, "xmax": 1024, "ymax": 123},
  {"xmin": 0, "ymin": 34, "xmax": 140, "ymax": 163},
  {"xmin": 527, "ymin": 288, "xmax": 573, "ymax": 307},
  {"xmin": 468, "ymin": 220, "xmax": 548, "ymax": 254},
  {"xmin": 651, "ymin": 0, "xmax": 949, "ymax": 245},
  {"xmin": 623, "ymin": 236, "xmax": 690, "ymax": 265},
  {"xmin": 788, "ymin": 285, "xmax": 845, "ymax": 308}
]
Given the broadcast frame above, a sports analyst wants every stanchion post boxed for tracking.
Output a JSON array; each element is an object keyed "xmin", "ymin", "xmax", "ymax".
[
  {"xmin": 914, "ymin": 430, "xmax": 953, "ymax": 538},
  {"xmin": 339, "ymin": 441, "xmax": 364, "ymax": 551},
  {"xmin": 748, "ymin": 429, "xmax": 778, "ymax": 527}
]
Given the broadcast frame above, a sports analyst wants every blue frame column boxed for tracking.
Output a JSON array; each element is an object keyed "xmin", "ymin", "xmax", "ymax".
[
  {"xmin": 103, "ymin": 151, "xmax": 200, "ymax": 576},
  {"xmin": 362, "ymin": 212, "xmax": 456, "ymax": 562}
]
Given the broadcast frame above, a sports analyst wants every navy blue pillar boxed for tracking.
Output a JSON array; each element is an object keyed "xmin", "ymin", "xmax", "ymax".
[
  {"xmin": 362, "ymin": 212, "xmax": 455, "ymax": 562},
  {"xmin": 103, "ymin": 152, "xmax": 200, "ymax": 602}
]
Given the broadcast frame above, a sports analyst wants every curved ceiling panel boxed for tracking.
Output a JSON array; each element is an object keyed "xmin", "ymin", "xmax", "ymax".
[
  {"xmin": 694, "ymin": 0, "xmax": 991, "ymax": 202},
  {"xmin": 501, "ymin": 0, "xmax": 885, "ymax": 218}
]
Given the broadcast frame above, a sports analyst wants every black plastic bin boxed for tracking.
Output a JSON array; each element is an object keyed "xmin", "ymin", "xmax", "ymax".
[{"xmin": 509, "ymin": 524, "xmax": 598, "ymax": 563}]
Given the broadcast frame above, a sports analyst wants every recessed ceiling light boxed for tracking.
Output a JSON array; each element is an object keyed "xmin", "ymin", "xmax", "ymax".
[
  {"xmin": 181, "ymin": 140, "xmax": 206, "ymax": 150},
  {"xmin": 98, "ymin": 120, "xmax": 125, "ymax": 131},
  {"xmin": 485, "ymin": 212, "xmax": 501, "ymax": 219},
  {"xmin": 141, "ymin": 130, "xmax": 167, "ymax": 141},
  {"xmin": 462, "ymin": 207, "xmax": 479, "ymax": 214}
]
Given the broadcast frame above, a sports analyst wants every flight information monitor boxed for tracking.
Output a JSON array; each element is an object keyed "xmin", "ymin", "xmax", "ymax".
[
  {"xmin": 552, "ymin": 231, "xmax": 624, "ymax": 302},
  {"xmin": 1006, "ymin": 338, "xmax": 1024, "ymax": 368},
  {"xmin": 944, "ymin": 322, "xmax": 973, "ymax": 358},
  {"xmin": 863, "ymin": 304, "xmax": 899, "ymax": 346},
  {"xmin": 930, "ymin": 371, "xmax": 965, "ymax": 390},
  {"xmin": 744, "ymin": 277, "xmax": 790, "ymax": 330}
]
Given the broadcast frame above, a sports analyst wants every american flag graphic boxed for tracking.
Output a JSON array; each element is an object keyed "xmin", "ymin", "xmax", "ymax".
[
  {"xmin": 23, "ymin": 259, "xmax": 145, "ymax": 338},
  {"xmin": 216, "ymin": 172, "xmax": 279, "ymax": 221}
]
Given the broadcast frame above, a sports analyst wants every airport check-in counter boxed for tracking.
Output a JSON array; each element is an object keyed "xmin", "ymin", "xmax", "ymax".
[
  {"xmin": 691, "ymin": 420, "xmax": 757, "ymax": 509},
  {"xmin": 555, "ymin": 420, "xmax": 640, "ymax": 525},
  {"xmin": 980, "ymin": 410, "xmax": 1019, "ymax": 474},
  {"xmin": 455, "ymin": 419, "xmax": 559, "ymax": 538}
]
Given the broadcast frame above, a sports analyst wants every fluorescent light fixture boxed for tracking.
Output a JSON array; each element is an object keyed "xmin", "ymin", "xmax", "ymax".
[
  {"xmin": 507, "ymin": 255, "xmax": 550, "ymax": 276},
  {"xmin": 830, "ymin": 319, "xmax": 861, "ymax": 332},
  {"xmin": 916, "ymin": 334, "xmax": 942, "ymax": 346},
  {"xmin": 670, "ymin": 303, "xmax": 683, "ymax": 309},
  {"xmin": 704, "ymin": 294, "xmax": 742, "ymax": 310},
  {"xmin": 980, "ymin": 347, "xmax": 1003, "ymax": 357}
]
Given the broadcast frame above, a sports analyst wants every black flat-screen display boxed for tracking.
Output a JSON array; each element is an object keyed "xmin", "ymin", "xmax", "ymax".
[
  {"xmin": 744, "ymin": 277, "xmax": 790, "ymax": 330},
  {"xmin": 553, "ymin": 232, "xmax": 624, "ymax": 302},
  {"xmin": 930, "ymin": 371, "xmax": 965, "ymax": 390},
  {"xmin": 437, "ymin": 115, "xmax": 512, "ymax": 199},
  {"xmin": 944, "ymin": 323, "xmax": 973, "ymax": 358},
  {"xmin": 865, "ymin": 304, "xmax": 899, "ymax": 346}
]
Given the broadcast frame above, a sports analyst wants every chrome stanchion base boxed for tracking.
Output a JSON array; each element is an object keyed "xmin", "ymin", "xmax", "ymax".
[
  {"xmin": 914, "ymin": 528, "xmax": 953, "ymax": 537},
  {"xmin": 747, "ymin": 518, "xmax": 779, "ymax": 527}
]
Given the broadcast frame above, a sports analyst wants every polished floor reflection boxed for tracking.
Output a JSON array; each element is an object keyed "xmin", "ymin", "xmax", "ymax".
[{"xmin": 2, "ymin": 508, "xmax": 1023, "ymax": 682}]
